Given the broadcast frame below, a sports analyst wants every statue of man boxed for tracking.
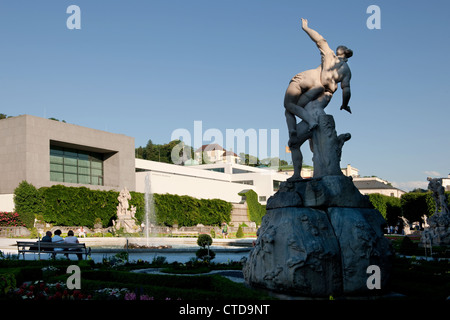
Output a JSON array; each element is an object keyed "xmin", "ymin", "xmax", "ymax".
[{"xmin": 284, "ymin": 19, "xmax": 353, "ymax": 180}]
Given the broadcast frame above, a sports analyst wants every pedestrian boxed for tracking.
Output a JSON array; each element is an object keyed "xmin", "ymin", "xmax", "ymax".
[
  {"xmin": 77, "ymin": 226, "xmax": 86, "ymax": 238},
  {"xmin": 222, "ymin": 222, "xmax": 228, "ymax": 239}
]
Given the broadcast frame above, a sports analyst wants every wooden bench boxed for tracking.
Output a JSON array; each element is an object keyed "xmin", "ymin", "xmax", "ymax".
[{"xmin": 16, "ymin": 241, "xmax": 91, "ymax": 260}]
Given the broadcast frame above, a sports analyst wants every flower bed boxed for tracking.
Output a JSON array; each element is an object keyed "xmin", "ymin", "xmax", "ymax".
[{"xmin": 0, "ymin": 212, "xmax": 26, "ymax": 227}]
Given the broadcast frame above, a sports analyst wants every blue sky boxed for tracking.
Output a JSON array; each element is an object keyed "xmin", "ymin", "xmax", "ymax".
[{"xmin": 1, "ymin": 0, "xmax": 449, "ymax": 191}]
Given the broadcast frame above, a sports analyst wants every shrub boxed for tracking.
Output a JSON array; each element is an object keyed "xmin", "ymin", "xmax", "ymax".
[
  {"xmin": 13, "ymin": 181, "xmax": 43, "ymax": 228},
  {"xmin": 398, "ymin": 236, "xmax": 418, "ymax": 255},
  {"xmin": 236, "ymin": 225, "xmax": 245, "ymax": 238},
  {"xmin": 195, "ymin": 248, "xmax": 216, "ymax": 261},
  {"xmin": 0, "ymin": 273, "xmax": 16, "ymax": 295},
  {"xmin": 196, "ymin": 234, "xmax": 214, "ymax": 261},
  {"xmin": 197, "ymin": 234, "xmax": 213, "ymax": 248},
  {"xmin": 238, "ymin": 190, "xmax": 266, "ymax": 226}
]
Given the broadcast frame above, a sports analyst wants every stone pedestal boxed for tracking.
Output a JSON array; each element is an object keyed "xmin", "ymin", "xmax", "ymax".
[{"xmin": 243, "ymin": 176, "xmax": 394, "ymax": 297}]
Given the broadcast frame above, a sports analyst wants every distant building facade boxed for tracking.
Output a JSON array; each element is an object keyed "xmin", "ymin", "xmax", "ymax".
[
  {"xmin": 352, "ymin": 177, "xmax": 405, "ymax": 198},
  {"xmin": 441, "ymin": 174, "xmax": 450, "ymax": 191},
  {"xmin": 194, "ymin": 144, "xmax": 241, "ymax": 164}
]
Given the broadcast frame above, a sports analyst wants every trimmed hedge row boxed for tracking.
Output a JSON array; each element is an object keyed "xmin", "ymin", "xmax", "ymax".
[
  {"xmin": 368, "ymin": 191, "xmax": 450, "ymax": 225},
  {"xmin": 238, "ymin": 189, "xmax": 266, "ymax": 226},
  {"xmin": 13, "ymin": 181, "xmax": 231, "ymax": 228},
  {"xmin": 153, "ymin": 193, "xmax": 231, "ymax": 227}
]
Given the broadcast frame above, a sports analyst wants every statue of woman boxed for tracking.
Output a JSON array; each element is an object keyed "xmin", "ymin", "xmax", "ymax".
[{"xmin": 284, "ymin": 18, "xmax": 353, "ymax": 144}]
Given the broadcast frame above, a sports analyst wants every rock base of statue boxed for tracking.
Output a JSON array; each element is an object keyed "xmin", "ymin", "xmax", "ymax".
[{"xmin": 243, "ymin": 176, "xmax": 394, "ymax": 297}]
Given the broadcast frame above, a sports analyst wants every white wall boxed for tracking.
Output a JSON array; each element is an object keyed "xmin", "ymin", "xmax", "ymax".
[
  {"xmin": 0, "ymin": 194, "xmax": 15, "ymax": 212},
  {"xmin": 136, "ymin": 171, "xmax": 249, "ymax": 203},
  {"xmin": 135, "ymin": 159, "xmax": 290, "ymax": 204},
  {"xmin": 360, "ymin": 188, "xmax": 405, "ymax": 198}
]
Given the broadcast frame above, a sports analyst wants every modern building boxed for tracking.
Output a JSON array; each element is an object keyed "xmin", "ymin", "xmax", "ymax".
[
  {"xmin": 0, "ymin": 115, "xmax": 136, "ymax": 211},
  {"xmin": 135, "ymin": 159, "xmax": 290, "ymax": 204}
]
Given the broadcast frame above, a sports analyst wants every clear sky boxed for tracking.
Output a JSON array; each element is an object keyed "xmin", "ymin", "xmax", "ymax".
[{"xmin": 1, "ymin": 0, "xmax": 449, "ymax": 191}]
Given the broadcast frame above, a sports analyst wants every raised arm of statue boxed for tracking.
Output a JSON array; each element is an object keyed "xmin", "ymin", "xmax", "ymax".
[{"xmin": 301, "ymin": 18, "xmax": 334, "ymax": 58}]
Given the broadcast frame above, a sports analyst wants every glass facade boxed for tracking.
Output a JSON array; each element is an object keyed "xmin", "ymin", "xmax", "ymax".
[{"xmin": 50, "ymin": 146, "xmax": 104, "ymax": 186}]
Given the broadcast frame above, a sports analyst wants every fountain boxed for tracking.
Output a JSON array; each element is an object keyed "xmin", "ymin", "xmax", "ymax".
[{"xmin": 144, "ymin": 173, "xmax": 156, "ymax": 246}]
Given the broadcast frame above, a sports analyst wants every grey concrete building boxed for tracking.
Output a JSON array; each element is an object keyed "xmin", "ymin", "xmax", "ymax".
[{"xmin": 0, "ymin": 115, "xmax": 136, "ymax": 210}]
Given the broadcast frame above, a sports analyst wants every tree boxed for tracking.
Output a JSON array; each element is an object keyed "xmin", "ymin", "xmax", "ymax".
[
  {"xmin": 13, "ymin": 181, "xmax": 43, "ymax": 228},
  {"xmin": 400, "ymin": 192, "xmax": 434, "ymax": 225},
  {"xmin": 239, "ymin": 153, "xmax": 260, "ymax": 167},
  {"xmin": 137, "ymin": 139, "xmax": 194, "ymax": 164}
]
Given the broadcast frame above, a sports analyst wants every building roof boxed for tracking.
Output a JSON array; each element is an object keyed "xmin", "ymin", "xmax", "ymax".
[
  {"xmin": 353, "ymin": 178, "xmax": 398, "ymax": 190},
  {"xmin": 195, "ymin": 144, "xmax": 224, "ymax": 153}
]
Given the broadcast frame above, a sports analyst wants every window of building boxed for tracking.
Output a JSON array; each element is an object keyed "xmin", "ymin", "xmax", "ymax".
[
  {"xmin": 206, "ymin": 168, "xmax": 225, "ymax": 173},
  {"xmin": 273, "ymin": 180, "xmax": 282, "ymax": 191},
  {"xmin": 259, "ymin": 196, "xmax": 267, "ymax": 202},
  {"xmin": 232, "ymin": 168, "xmax": 252, "ymax": 174},
  {"xmin": 235, "ymin": 180, "xmax": 254, "ymax": 185},
  {"xmin": 50, "ymin": 145, "xmax": 104, "ymax": 186}
]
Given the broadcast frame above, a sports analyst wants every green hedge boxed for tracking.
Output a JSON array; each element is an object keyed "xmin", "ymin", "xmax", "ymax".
[
  {"xmin": 238, "ymin": 190, "xmax": 266, "ymax": 226},
  {"xmin": 13, "ymin": 181, "xmax": 231, "ymax": 228},
  {"xmin": 368, "ymin": 193, "xmax": 402, "ymax": 225},
  {"xmin": 153, "ymin": 193, "xmax": 231, "ymax": 227},
  {"xmin": 368, "ymin": 191, "xmax": 450, "ymax": 225},
  {"xmin": 400, "ymin": 192, "xmax": 437, "ymax": 223},
  {"xmin": 13, "ymin": 181, "xmax": 43, "ymax": 228}
]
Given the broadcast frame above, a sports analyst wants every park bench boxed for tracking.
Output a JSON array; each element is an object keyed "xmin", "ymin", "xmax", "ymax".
[{"xmin": 16, "ymin": 241, "xmax": 91, "ymax": 260}]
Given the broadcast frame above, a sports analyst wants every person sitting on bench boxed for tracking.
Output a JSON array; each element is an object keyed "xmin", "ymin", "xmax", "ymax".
[{"xmin": 64, "ymin": 230, "xmax": 83, "ymax": 260}]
